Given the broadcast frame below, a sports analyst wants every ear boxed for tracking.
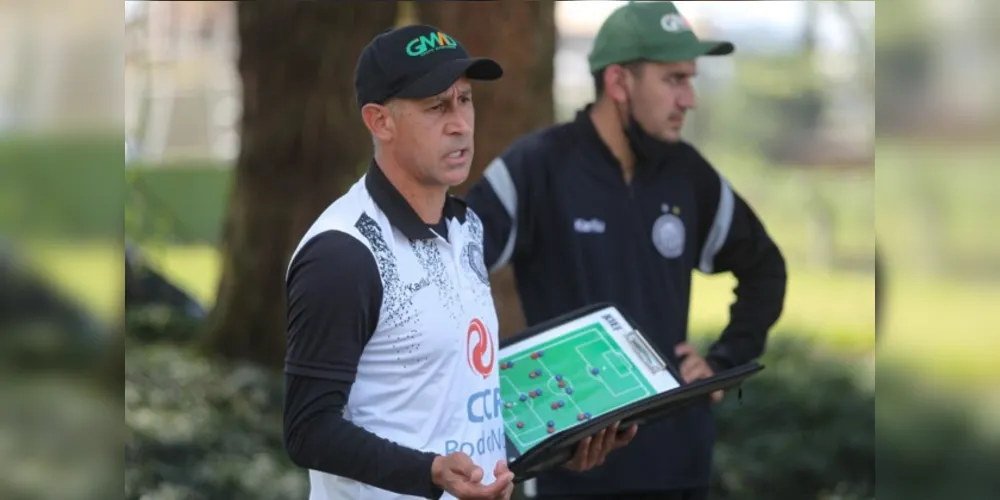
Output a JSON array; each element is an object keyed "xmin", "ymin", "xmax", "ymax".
[
  {"xmin": 602, "ymin": 64, "xmax": 633, "ymax": 104},
  {"xmin": 361, "ymin": 103, "xmax": 395, "ymax": 142}
]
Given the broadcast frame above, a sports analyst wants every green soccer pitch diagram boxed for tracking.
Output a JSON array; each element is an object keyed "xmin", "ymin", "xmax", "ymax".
[{"xmin": 498, "ymin": 307, "xmax": 680, "ymax": 454}]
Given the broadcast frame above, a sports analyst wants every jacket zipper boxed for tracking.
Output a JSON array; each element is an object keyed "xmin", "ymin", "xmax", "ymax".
[{"xmin": 624, "ymin": 173, "xmax": 642, "ymax": 237}]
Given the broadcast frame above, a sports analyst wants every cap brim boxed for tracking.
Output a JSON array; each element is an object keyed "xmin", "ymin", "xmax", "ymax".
[
  {"xmin": 394, "ymin": 57, "xmax": 504, "ymax": 100},
  {"xmin": 698, "ymin": 40, "xmax": 734, "ymax": 56},
  {"xmin": 645, "ymin": 40, "xmax": 735, "ymax": 65}
]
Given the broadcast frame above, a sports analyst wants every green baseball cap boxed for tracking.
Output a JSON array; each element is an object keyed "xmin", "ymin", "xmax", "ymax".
[{"xmin": 588, "ymin": 1, "xmax": 735, "ymax": 73}]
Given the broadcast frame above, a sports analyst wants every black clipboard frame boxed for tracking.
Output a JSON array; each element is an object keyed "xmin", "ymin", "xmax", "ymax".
[{"xmin": 499, "ymin": 302, "xmax": 764, "ymax": 481}]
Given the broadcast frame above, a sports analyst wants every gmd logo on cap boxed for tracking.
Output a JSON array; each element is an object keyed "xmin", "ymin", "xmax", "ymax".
[
  {"xmin": 660, "ymin": 13, "xmax": 691, "ymax": 33},
  {"xmin": 406, "ymin": 31, "xmax": 458, "ymax": 57}
]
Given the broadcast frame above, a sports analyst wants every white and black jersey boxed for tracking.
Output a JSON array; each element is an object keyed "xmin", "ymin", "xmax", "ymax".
[{"xmin": 284, "ymin": 161, "xmax": 506, "ymax": 500}]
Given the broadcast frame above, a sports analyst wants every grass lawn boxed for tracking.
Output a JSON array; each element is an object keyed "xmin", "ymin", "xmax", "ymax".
[
  {"xmin": 690, "ymin": 269, "xmax": 875, "ymax": 352},
  {"xmin": 693, "ymin": 268, "xmax": 1000, "ymax": 390},
  {"xmin": 26, "ymin": 241, "xmax": 1000, "ymax": 392}
]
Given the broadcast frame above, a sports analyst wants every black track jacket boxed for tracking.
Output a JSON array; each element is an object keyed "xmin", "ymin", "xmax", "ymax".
[{"xmin": 464, "ymin": 108, "xmax": 787, "ymax": 495}]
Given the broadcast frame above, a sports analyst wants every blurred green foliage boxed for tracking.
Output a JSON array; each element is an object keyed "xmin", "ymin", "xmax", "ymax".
[
  {"xmin": 733, "ymin": 54, "xmax": 827, "ymax": 100},
  {"xmin": 0, "ymin": 249, "xmax": 108, "ymax": 373},
  {"xmin": 1, "ymin": 250, "xmax": 117, "ymax": 500},
  {"xmin": 873, "ymin": 0, "xmax": 932, "ymax": 46},
  {"xmin": 126, "ymin": 341, "xmax": 305, "ymax": 500},
  {"xmin": 0, "ymin": 135, "xmax": 121, "ymax": 241},
  {"xmin": 876, "ymin": 369, "xmax": 1000, "ymax": 500},
  {"xmin": 0, "ymin": 377, "xmax": 118, "ymax": 500},
  {"xmin": 125, "ymin": 305, "xmax": 205, "ymax": 345},
  {"xmin": 709, "ymin": 339, "xmax": 874, "ymax": 500},
  {"xmin": 126, "ymin": 163, "xmax": 233, "ymax": 244}
]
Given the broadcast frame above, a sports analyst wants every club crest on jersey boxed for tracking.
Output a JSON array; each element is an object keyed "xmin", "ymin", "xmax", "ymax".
[
  {"xmin": 652, "ymin": 212, "xmax": 686, "ymax": 259},
  {"xmin": 466, "ymin": 318, "xmax": 495, "ymax": 379},
  {"xmin": 464, "ymin": 242, "xmax": 489, "ymax": 285}
]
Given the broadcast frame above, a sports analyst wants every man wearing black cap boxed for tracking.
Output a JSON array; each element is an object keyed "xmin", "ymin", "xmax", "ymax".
[
  {"xmin": 282, "ymin": 25, "xmax": 621, "ymax": 500},
  {"xmin": 465, "ymin": 2, "xmax": 788, "ymax": 499}
]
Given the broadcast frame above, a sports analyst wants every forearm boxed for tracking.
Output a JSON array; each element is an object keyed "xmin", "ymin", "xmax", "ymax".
[
  {"xmin": 706, "ymin": 248, "xmax": 787, "ymax": 370},
  {"xmin": 283, "ymin": 376, "xmax": 442, "ymax": 499}
]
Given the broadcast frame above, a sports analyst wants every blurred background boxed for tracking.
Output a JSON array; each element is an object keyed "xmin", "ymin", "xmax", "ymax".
[{"xmin": 1, "ymin": 0, "xmax": 998, "ymax": 499}]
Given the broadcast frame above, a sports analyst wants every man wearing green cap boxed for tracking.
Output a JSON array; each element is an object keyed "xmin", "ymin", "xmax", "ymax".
[{"xmin": 465, "ymin": 2, "xmax": 787, "ymax": 498}]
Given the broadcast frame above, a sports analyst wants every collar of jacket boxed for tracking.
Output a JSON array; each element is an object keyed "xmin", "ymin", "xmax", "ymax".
[{"xmin": 571, "ymin": 104, "xmax": 680, "ymax": 176}]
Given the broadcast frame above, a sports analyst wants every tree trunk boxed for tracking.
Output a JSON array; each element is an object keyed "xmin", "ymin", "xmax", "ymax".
[
  {"xmin": 417, "ymin": 0, "xmax": 556, "ymax": 340},
  {"xmin": 204, "ymin": 2, "xmax": 398, "ymax": 367}
]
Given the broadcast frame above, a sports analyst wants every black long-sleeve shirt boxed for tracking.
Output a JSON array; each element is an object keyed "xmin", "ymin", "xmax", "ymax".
[
  {"xmin": 464, "ymin": 106, "xmax": 787, "ymax": 495},
  {"xmin": 283, "ymin": 231, "xmax": 442, "ymax": 499}
]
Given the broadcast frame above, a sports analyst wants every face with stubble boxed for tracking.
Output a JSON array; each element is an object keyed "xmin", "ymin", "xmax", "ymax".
[
  {"xmin": 612, "ymin": 60, "xmax": 699, "ymax": 143},
  {"xmin": 374, "ymin": 77, "xmax": 476, "ymax": 188}
]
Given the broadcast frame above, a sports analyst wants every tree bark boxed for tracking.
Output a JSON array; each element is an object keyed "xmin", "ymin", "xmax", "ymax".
[
  {"xmin": 417, "ymin": 0, "xmax": 556, "ymax": 340},
  {"xmin": 204, "ymin": 2, "xmax": 398, "ymax": 367}
]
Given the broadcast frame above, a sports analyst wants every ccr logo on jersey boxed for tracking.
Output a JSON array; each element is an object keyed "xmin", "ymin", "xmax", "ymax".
[
  {"xmin": 451, "ymin": 318, "xmax": 504, "ymax": 461},
  {"xmin": 466, "ymin": 318, "xmax": 495, "ymax": 379}
]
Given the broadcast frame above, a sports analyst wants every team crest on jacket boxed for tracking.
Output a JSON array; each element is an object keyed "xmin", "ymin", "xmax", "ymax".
[
  {"xmin": 652, "ymin": 213, "xmax": 686, "ymax": 259},
  {"xmin": 464, "ymin": 242, "xmax": 489, "ymax": 285}
]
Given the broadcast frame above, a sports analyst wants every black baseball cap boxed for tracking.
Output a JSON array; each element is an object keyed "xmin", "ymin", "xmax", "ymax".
[{"xmin": 354, "ymin": 24, "xmax": 504, "ymax": 109}]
